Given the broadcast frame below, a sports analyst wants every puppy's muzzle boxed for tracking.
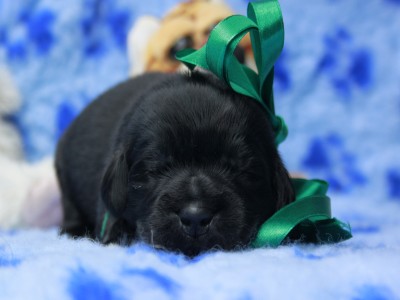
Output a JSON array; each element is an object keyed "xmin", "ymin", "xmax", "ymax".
[{"xmin": 178, "ymin": 204, "xmax": 214, "ymax": 238}]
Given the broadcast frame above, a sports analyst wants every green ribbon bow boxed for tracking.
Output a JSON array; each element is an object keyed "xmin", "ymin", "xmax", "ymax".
[
  {"xmin": 176, "ymin": 0, "xmax": 352, "ymax": 248},
  {"xmin": 176, "ymin": 0, "xmax": 287, "ymax": 145}
]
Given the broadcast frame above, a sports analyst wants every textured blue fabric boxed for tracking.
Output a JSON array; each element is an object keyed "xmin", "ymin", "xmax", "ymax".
[{"xmin": 0, "ymin": 0, "xmax": 400, "ymax": 299}]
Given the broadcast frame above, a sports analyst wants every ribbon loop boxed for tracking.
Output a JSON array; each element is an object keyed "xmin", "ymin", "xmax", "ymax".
[
  {"xmin": 247, "ymin": 1, "xmax": 284, "ymax": 114},
  {"xmin": 206, "ymin": 15, "xmax": 257, "ymax": 80}
]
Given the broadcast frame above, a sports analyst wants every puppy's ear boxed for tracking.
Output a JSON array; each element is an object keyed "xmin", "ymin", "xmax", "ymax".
[
  {"xmin": 273, "ymin": 157, "xmax": 295, "ymax": 210},
  {"xmin": 101, "ymin": 151, "xmax": 129, "ymax": 217}
]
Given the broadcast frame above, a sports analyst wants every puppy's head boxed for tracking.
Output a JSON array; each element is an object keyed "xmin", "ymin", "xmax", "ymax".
[{"xmin": 101, "ymin": 73, "xmax": 293, "ymax": 256}]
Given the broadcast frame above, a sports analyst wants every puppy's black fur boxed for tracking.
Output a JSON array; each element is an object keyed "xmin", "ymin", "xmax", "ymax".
[{"xmin": 56, "ymin": 71, "xmax": 294, "ymax": 256}]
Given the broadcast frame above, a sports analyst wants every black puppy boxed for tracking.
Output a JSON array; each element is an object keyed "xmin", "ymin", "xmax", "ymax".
[{"xmin": 55, "ymin": 71, "xmax": 294, "ymax": 256}]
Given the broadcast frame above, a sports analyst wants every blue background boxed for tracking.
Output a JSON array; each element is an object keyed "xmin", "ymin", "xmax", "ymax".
[{"xmin": 0, "ymin": 1, "xmax": 400, "ymax": 298}]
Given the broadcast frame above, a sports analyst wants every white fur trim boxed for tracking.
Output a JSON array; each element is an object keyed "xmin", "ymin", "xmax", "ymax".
[{"xmin": 127, "ymin": 16, "xmax": 161, "ymax": 76}]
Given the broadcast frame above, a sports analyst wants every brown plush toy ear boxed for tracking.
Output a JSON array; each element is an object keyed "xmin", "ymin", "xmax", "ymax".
[{"xmin": 101, "ymin": 151, "xmax": 129, "ymax": 217}]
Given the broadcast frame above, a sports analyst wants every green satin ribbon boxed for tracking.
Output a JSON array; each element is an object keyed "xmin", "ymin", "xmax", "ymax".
[
  {"xmin": 176, "ymin": 0, "xmax": 288, "ymax": 145},
  {"xmin": 176, "ymin": 0, "xmax": 352, "ymax": 248},
  {"xmin": 100, "ymin": 211, "xmax": 110, "ymax": 239},
  {"xmin": 252, "ymin": 179, "xmax": 352, "ymax": 248}
]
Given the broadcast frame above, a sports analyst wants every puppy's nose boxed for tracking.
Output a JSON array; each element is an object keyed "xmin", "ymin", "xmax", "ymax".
[{"xmin": 179, "ymin": 205, "xmax": 213, "ymax": 238}]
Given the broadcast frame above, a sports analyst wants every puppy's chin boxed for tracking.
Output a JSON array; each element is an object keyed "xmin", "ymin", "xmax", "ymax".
[{"xmin": 136, "ymin": 213, "xmax": 255, "ymax": 257}]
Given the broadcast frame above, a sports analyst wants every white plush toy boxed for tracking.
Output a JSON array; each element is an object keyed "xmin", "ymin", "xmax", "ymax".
[
  {"xmin": 0, "ymin": 65, "xmax": 62, "ymax": 229},
  {"xmin": 0, "ymin": 66, "xmax": 23, "ymax": 161}
]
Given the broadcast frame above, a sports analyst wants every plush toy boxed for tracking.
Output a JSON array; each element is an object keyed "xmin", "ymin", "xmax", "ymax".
[
  {"xmin": 127, "ymin": 0, "xmax": 254, "ymax": 75},
  {"xmin": 0, "ymin": 65, "xmax": 62, "ymax": 229}
]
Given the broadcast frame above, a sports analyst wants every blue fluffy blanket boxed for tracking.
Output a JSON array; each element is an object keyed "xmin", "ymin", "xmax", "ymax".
[{"xmin": 1, "ymin": 0, "xmax": 400, "ymax": 299}]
